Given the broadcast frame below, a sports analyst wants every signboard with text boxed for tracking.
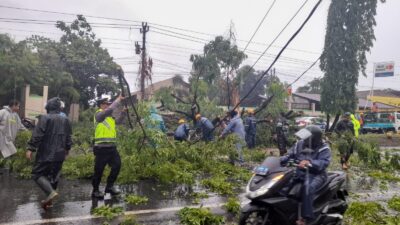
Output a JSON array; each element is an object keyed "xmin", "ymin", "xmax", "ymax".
[{"xmin": 374, "ymin": 62, "xmax": 395, "ymax": 77}]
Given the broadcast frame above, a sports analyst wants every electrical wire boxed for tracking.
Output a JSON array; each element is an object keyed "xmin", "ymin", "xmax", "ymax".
[
  {"xmin": 243, "ymin": 0, "xmax": 277, "ymax": 52},
  {"xmin": 0, "ymin": 4, "xmax": 321, "ymax": 55},
  {"xmin": 235, "ymin": 0, "xmax": 323, "ymax": 110}
]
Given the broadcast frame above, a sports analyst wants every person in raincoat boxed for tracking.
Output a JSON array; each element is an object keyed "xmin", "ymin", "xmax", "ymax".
[
  {"xmin": 244, "ymin": 108, "xmax": 257, "ymax": 149},
  {"xmin": 26, "ymin": 97, "xmax": 72, "ymax": 209},
  {"xmin": 0, "ymin": 100, "xmax": 26, "ymax": 158},
  {"xmin": 350, "ymin": 114, "xmax": 360, "ymax": 138},
  {"xmin": 280, "ymin": 125, "xmax": 331, "ymax": 225},
  {"xmin": 220, "ymin": 110, "xmax": 246, "ymax": 164},
  {"xmin": 147, "ymin": 105, "xmax": 167, "ymax": 133},
  {"xmin": 174, "ymin": 119, "xmax": 190, "ymax": 141},
  {"xmin": 195, "ymin": 113, "xmax": 214, "ymax": 142}
]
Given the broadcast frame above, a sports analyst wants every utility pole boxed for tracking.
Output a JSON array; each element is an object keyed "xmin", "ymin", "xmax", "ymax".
[
  {"xmin": 227, "ymin": 21, "xmax": 237, "ymax": 109},
  {"xmin": 140, "ymin": 22, "xmax": 149, "ymax": 100}
]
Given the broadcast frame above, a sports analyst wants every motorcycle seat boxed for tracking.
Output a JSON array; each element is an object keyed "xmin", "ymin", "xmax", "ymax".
[{"xmin": 287, "ymin": 173, "xmax": 341, "ymax": 200}]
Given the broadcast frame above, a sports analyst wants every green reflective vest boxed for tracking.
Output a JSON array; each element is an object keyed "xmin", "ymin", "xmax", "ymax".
[{"xmin": 94, "ymin": 109, "xmax": 116, "ymax": 144}]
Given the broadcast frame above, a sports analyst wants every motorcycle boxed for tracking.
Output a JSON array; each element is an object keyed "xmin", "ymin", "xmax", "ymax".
[{"xmin": 239, "ymin": 156, "xmax": 348, "ymax": 225}]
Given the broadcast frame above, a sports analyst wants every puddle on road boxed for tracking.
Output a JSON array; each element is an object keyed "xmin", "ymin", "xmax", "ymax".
[{"xmin": 0, "ymin": 172, "xmax": 227, "ymax": 224}]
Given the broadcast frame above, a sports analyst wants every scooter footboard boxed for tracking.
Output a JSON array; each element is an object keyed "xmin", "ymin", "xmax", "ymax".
[{"xmin": 241, "ymin": 197, "xmax": 298, "ymax": 225}]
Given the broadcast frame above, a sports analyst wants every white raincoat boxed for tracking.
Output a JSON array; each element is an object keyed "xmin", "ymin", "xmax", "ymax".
[{"xmin": 0, "ymin": 106, "xmax": 26, "ymax": 158}]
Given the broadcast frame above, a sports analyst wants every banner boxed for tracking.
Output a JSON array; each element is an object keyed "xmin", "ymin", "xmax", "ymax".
[{"xmin": 374, "ymin": 62, "xmax": 395, "ymax": 77}]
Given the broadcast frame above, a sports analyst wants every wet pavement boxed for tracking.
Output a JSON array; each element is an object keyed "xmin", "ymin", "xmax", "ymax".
[
  {"xmin": 1, "ymin": 163, "xmax": 399, "ymax": 225},
  {"xmin": 0, "ymin": 171, "xmax": 232, "ymax": 225}
]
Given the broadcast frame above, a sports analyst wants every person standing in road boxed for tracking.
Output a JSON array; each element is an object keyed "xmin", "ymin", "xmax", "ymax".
[
  {"xmin": 244, "ymin": 109, "xmax": 257, "ymax": 149},
  {"xmin": 335, "ymin": 112, "xmax": 355, "ymax": 170},
  {"xmin": 92, "ymin": 96, "xmax": 126, "ymax": 199},
  {"xmin": 350, "ymin": 114, "xmax": 360, "ymax": 138},
  {"xmin": 0, "ymin": 100, "xmax": 26, "ymax": 159},
  {"xmin": 26, "ymin": 97, "xmax": 72, "ymax": 210},
  {"xmin": 220, "ymin": 110, "xmax": 246, "ymax": 164}
]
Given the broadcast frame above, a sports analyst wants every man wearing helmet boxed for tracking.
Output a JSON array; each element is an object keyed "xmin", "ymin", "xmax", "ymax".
[
  {"xmin": 281, "ymin": 125, "xmax": 332, "ymax": 225},
  {"xmin": 194, "ymin": 113, "xmax": 214, "ymax": 142},
  {"xmin": 174, "ymin": 119, "xmax": 190, "ymax": 141}
]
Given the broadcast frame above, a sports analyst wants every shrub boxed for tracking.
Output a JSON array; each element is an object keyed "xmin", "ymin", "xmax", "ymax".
[{"xmin": 178, "ymin": 207, "xmax": 224, "ymax": 225}]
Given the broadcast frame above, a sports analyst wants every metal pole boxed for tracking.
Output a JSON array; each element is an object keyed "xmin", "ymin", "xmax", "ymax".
[{"xmin": 364, "ymin": 63, "xmax": 376, "ymax": 110}]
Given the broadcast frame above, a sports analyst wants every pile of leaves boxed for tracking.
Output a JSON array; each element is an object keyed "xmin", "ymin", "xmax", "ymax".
[
  {"xmin": 178, "ymin": 207, "xmax": 224, "ymax": 225},
  {"xmin": 344, "ymin": 200, "xmax": 400, "ymax": 225}
]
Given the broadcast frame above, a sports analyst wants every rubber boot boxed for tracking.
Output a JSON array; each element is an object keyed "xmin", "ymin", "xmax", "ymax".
[
  {"xmin": 105, "ymin": 185, "xmax": 121, "ymax": 196},
  {"xmin": 35, "ymin": 176, "xmax": 58, "ymax": 210}
]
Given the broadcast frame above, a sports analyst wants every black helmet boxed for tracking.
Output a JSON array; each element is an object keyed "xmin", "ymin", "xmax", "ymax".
[
  {"xmin": 295, "ymin": 125, "xmax": 323, "ymax": 149},
  {"xmin": 305, "ymin": 125, "xmax": 323, "ymax": 149},
  {"xmin": 45, "ymin": 97, "xmax": 61, "ymax": 113}
]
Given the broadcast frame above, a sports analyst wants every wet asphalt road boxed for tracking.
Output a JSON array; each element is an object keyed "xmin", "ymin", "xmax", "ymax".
[{"xmin": 0, "ymin": 170, "xmax": 233, "ymax": 225}]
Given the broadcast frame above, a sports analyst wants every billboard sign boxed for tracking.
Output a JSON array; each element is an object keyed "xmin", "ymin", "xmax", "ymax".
[{"xmin": 374, "ymin": 62, "xmax": 395, "ymax": 77}]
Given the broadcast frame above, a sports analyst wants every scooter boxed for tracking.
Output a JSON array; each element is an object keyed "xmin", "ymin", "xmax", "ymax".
[{"xmin": 239, "ymin": 156, "xmax": 348, "ymax": 225}]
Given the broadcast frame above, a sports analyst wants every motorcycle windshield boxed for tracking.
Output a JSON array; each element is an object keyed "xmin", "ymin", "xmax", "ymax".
[{"xmin": 258, "ymin": 157, "xmax": 283, "ymax": 174}]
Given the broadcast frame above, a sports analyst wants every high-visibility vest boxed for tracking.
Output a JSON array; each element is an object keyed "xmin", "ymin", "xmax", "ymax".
[{"xmin": 94, "ymin": 109, "xmax": 116, "ymax": 144}]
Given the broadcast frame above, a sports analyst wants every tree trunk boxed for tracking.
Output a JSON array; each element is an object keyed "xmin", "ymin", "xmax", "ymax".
[
  {"xmin": 329, "ymin": 114, "xmax": 340, "ymax": 133},
  {"xmin": 326, "ymin": 114, "xmax": 330, "ymax": 132}
]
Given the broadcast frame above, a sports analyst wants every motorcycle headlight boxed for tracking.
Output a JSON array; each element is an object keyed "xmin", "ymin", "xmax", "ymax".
[{"xmin": 246, "ymin": 174, "xmax": 284, "ymax": 199}]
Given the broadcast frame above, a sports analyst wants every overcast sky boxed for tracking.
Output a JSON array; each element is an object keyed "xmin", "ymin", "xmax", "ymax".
[{"xmin": 1, "ymin": 0, "xmax": 399, "ymax": 92}]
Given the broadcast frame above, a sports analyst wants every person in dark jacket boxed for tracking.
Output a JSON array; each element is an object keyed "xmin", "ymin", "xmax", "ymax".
[
  {"xmin": 335, "ymin": 112, "xmax": 354, "ymax": 170},
  {"xmin": 276, "ymin": 117, "xmax": 290, "ymax": 156},
  {"xmin": 174, "ymin": 119, "xmax": 190, "ymax": 141},
  {"xmin": 281, "ymin": 125, "xmax": 331, "ymax": 225},
  {"xmin": 244, "ymin": 109, "xmax": 257, "ymax": 149},
  {"xmin": 195, "ymin": 114, "xmax": 214, "ymax": 142},
  {"xmin": 26, "ymin": 97, "xmax": 72, "ymax": 210}
]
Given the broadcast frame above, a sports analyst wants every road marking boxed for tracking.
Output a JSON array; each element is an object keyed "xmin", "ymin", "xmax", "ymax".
[{"xmin": 2, "ymin": 203, "xmax": 225, "ymax": 225}]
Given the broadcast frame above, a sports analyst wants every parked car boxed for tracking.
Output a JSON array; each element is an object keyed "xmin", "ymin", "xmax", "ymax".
[{"xmin": 295, "ymin": 116, "xmax": 327, "ymax": 130}]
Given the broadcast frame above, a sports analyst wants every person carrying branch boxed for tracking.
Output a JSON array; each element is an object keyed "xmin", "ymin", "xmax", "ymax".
[{"xmin": 91, "ymin": 95, "xmax": 126, "ymax": 199}]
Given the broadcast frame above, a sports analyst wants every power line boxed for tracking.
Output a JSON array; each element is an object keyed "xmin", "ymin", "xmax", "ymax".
[
  {"xmin": 0, "ymin": 5, "xmax": 143, "ymax": 24},
  {"xmin": 236, "ymin": 0, "xmax": 323, "ymax": 110},
  {"xmin": 0, "ymin": 4, "xmax": 321, "ymax": 55},
  {"xmin": 243, "ymin": 0, "xmax": 277, "ymax": 52},
  {"xmin": 246, "ymin": 0, "xmax": 310, "ymax": 74},
  {"xmin": 151, "ymin": 30, "xmax": 205, "ymax": 44}
]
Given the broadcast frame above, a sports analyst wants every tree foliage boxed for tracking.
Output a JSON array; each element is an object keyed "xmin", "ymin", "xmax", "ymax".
[
  {"xmin": 320, "ymin": 0, "xmax": 384, "ymax": 115},
  {"xmin": 296, "ymin": 78, "xmax": 321, "ymax": 94},
  {"xmin": 0, "ymin": 15, "xmax": 120, "ymax": 108},
  {"xmin": 56, "ymin": 15, "xmax": 120, "ymax": 107},
  {"xmin": 190, "ymin": 36, "xmax": 247, "ymax": 105},
  {"xmin": 237, "ymin": 65, "xmax": 267, "ymax": 107}
]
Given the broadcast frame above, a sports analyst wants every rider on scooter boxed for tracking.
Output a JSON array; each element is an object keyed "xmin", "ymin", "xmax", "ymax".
[{"xmin": 280, "ymin": 125, "xmax": 332, "ymax": 225}]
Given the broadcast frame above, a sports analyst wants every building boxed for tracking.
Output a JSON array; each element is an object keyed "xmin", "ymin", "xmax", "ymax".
[
  {"xmin": 130, "ymin": 76, "xmax": 190, "ymax": 102},
  {"xmin": 288, "ymin": 91, "xmax": 397, "ymax": 115}
]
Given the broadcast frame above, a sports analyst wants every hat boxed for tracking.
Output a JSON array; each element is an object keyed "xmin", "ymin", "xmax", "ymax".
[
  {"xmin": 97, "ymin": 98, "xmax": 111, "ymax": 107},
  {"xmin": 178, "ymin": 119, "xmax": 185, "ymax": 124},
  {"xmin": 247, "ymin": 108, "xmax": 255, "ymax": 114},
  {"xmin": 45, "ymin": 97, "xmax": 61, "ymax": 112},
  {"xmin": 195, "ymin": 113, "xmax": 201, "ymax": 120}
]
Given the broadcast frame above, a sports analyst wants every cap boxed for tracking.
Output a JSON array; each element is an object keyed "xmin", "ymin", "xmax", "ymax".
[
  {"xmin": 97, "ymin": 98, "xmax": 111, "ymax": 107},
  {"xmin": 195, "ymin": 113, "xmax": 201, "ymax": 120},
  {"xmin": 178, "ymin": 119, "xmax": 185, "ymax": 124},
  {"xmin": 247, "ymin": 108, "xmax": 255, "ymax": 114}
]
